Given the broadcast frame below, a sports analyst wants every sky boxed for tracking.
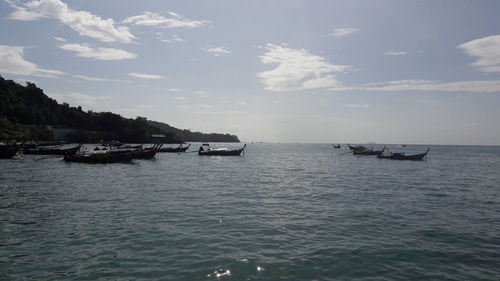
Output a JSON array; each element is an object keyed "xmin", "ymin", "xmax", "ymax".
[{"xmin": 1, "ymin": 0, "xmax": 500, "ymax": 145}]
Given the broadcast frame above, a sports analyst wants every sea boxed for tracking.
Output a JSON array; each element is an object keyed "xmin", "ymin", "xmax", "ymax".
[{"xmin": 1, "ymin": 143, "xmax": 499, "ymax": 280}]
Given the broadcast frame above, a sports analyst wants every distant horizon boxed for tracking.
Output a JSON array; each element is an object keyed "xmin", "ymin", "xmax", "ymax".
[{"xmin": 1, "ymin": 0, "xmax": 499, "ymax": 145}]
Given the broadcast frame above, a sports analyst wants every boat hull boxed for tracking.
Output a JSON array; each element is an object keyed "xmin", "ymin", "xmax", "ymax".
[
  {"xmin": 64, "ymin": 152, "xmax": 134, "ymax": 163},
  {"xmin": 157, "ymin": 144, "xmax": 190, "ymax": 153},
  {"xmin": 24, "ymin": 144, "xmax": 81, "ymax": 155},
  {"xmin": 198, "ymin": 144, "xmax": 246, "ymax": 156},
  {"xmin": 377, "ymin": 149, "xmax": 429, "ymax": 161},
  {"xmin": 0, "ymin": 144, "xmax": 20, "ymax": 158}
]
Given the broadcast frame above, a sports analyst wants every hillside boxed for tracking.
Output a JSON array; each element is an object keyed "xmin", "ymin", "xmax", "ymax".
[{"xmin": 0, "ymin": 76, "xmax": 239, "ymax": 143}]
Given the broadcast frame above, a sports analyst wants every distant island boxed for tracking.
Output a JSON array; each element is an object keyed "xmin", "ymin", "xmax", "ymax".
[{"xmin": 0, "ymin": 76, "xmax": 239, "ymax": 143}]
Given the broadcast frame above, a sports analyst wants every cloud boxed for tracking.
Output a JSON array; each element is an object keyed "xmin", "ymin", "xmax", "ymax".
[
  {"xmin": 173, "ymin": 96, "xmax": 187, "ymax": 100},
  {"xmin": 331, "ymin": 28, "xmax": 359, "ymax": 37},
  {"xmin": 204, "ymin": 47, "xmax": 231, "ymax": 56},
  {"xmin": 199, "ymin": 104, "xmax": 212, "ymax": 108},
  {"xmin": 158, "ymin": 34, "xmax": 185, "ymax": 43},
  {"xmin": 458, "ymin": 34, "xmax": 500, "ymax": 73},
  {"xmin": 179, "ymin": 105, "xmax": 190, "ymax": 109},
  {"xmin": 49, "ymin": 92, "xmax": 111, "ymax": 106},
  {"xmin": 7, "ymin": 0, "xmax": 135, "ymax": 43},
  {"xmin": 73, "ymin": 74, "xmax": 109, "ymax": 81},
  {"xmin": 0, "ymin": 45, "xmax": 65, "ymax": 78},
  {"xmin": 59, "ymin": 43, "xmax": 137, "ymax": 60},
  {"xmin": 345, "ymin": 104, "xmax": 371, "ymax": 108},
  {"xmin": 385, "ymin": 51, "xmax": 408, "ymax": 56},
  {"xmin": 237, "ymin": 101, "xmax": 247, "ymax": 105},
  {"xmin": 194, "ymin": 90, "xmax": 209, "ymax": 97},
  {"xmin": 194, "ymin": 110, "xmax": 245, "ymax": 115},
  {"xmin": 5, "ymin": 0, "xmax": 46, "ymax": 20},
  {"xmin": 257, "ymin": 44, "xmax": 351, "ymax": 92},
  {"xmin": 127, "ymin": 72, "xmax": 165, "ymax": 79},
  {"xmin": 330, "ymin": 79, "xmax": 500, "ymax": 93},
  {"xmin": 53, "ymin": 36, "xmax": 66, "ymax": 42},
  {"xmin": 168, "ymin": 88, "xmax": 181, "ymax": 92},
  {"xmin": 123, "ymin": 11, "xmax": 209, "ymax": 29}
]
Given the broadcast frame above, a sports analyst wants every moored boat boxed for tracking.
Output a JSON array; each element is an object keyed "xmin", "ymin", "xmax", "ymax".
[
  {"xmin": 0, "ymin": 143, "xmax": 20, "ymax": 158},
  {"xmin": 377, "ymin": 148, "xmax": 429, "ymax": 161},
  {"xmin": 63, "ymin": 149, "xmax": 134, "ymax": 163},
  {"xmin": 353, "ymin": 146, "xmax": 386, "ymax": 155},
  {"xmin": 198, "ymin": 144, "xmax": 246, "ymax": 156},
  {"xmin": 104, "ymin": 143, "xmax": 162, "ymax": 159},
  {"xmin": 24, "ymin": 144, "xmax": 81, "ymax": 155},
  {"xmin": 332, "ymin": 144, "xmax": 341, "ymax": 149},
  {"xmin": 348, "ymin": 144, "xmax": 366, "ymax": 151},
  {"xmin": 157, "ymin": 143, "xmax": 190, "ymax": 153}
]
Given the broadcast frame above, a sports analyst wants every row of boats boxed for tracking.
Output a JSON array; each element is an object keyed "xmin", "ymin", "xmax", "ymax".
[
  {"xmin": 0, "ymin": 142, "xmax": 247, "ymax": 163},
  {"xmin": 333, "ymin": 144, "xmax": 429, "ymax": 160}
]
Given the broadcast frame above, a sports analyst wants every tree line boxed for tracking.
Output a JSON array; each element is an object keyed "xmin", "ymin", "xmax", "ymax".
[{"xmin": 0, "ymin": 76, "xmax": 240, "ymax": 143}]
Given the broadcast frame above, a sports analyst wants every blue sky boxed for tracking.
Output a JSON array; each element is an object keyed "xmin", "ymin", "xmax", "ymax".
[{"xmin": 1, "ymin": 0, "xmax": 499, "ymax": 145}]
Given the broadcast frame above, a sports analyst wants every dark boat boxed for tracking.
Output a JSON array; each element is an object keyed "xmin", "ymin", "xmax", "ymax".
[
  {"xmin": 63, "ymin": 150, "xmax": 134, "ymax": 163},
  {"xmin": 348, "ymin": 144, "xmax": 366, "ymax": 151},
  {"xmin": 24, "ymin": 144, "xmax": 81, "ymax": 155},
  {"xmin": 377, "ymin": 148, "xmax": 430, "ymax": 161},
  {"xmin": 106, "ymin": 143, "xmax": 162, "ymax": 159},
  {"xmin": 198, "ymin": 144, "xmax": 246, "ymax": 156},
  {"xmin": 332, "ymin": 144, "xmax": 341, "ymax": 149},
  {"xmin": 0, "ymin": 143, "xmax": 20, "ymax": 158},
  {"xmin": 131, "ymin": 144, "xmax": 162, "ymax": 159},
  {"xmin": 353, "ymin": 146, "xmax": 386, "ymax": 155},
  {"xmin": 157, "ymin": 143, "xmax": 190, "ymax": 153}
]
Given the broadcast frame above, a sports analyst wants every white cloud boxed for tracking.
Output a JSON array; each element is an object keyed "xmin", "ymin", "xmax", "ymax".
[
  {"xmin": 194, "ymin": 110, "xmax": 245, "ymax": 115},
  {"xmin": 199, "ymin": 104, "xmax": 212, "ymax": 108},
  {"xmin": 53, "ymin": 36, "xmax": 66, "ymax": 42},
  {"xmin": 257, "ymin": 44, "xmax": 351, "ymax": 92},
  {"xmin": 385, "ymin": 51, "xmax": 408, "ymax": 56},
  {"xmin": 156, "ymin": 33, "xmax": 185, "ymax": 43},
  {"xmin": 194, "ymin": 90, "xmax": 209, "ymax": 97},
  {"xmin": 179, "ymin": 105, "xmax": 190, "ymax": 109},
  {"xmin": 173, "ymin": 96, "xmax": 187, "ymax": 100},
  {"xmin": 237, "ymin": 101, "xmax": 247, "ymax": 105},
  {"xmin": 458, "ymin": 34, "xmax": 500, "ymax": 73},
  {"xmin": 0, "ymin": 45, "xmax": 64, "ymax": 78},
  {"xmin": 59, "ymin": 43, "xmax": 137, "ymax": 60},
  {"xmin": 168, "ymin": 88, "xmax": 181, "ymax": 92},
  {"xmin": 7, "ymin": 0, "xmax": 135, "ymax": 43},
  {"xmin": 204, "ymin": 47, "xmax": 231, "ymax": 56},
  {"xmin": 345, "ymin": 104, "xmax": 371, "ymax": 108},
  {"xmin": 331, "ymin": 28, "xmax": 359, "ymax": 37},
  {"xmin": 123, "ymin": 11, "xmax": 209, "ymax": 29},
  {"xmin": 49, "ymin": 92, "xmax": 111, "ymax": 106},
  {"xmin": 331, "ymin": 79, "xmax": 500, "ymax": 93},
  {"xmin": 128, "ymin": 72, "xmax": 165, "ymax": 79},
  {"xmin": 5, "ymin": 0, "xmax": 46, "ymax": 20},
  {"xmin": 73, "ymin": 74, "xmax": 109, "ymax": 81}
]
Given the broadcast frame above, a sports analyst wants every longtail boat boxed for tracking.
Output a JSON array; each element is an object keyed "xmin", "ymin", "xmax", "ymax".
[
  {"xmin": 332, "ymin": 144, "xmax": 341, "ymax": 149},
  {"xmin": 377, "ymin": 148, "xmax": 429, "ymax": 161},
  {"xmin": 348, "ymin": 144, "xmax": 366, "ymax": 151},
  {"xmin": 0, "ymin": 143, "xmax": 20, "ymax": 158},
  {"xmin": 63, "ymin": 150, "xmax": 134, "ymax": 163},
  {"xmin": 24, "ymin": 144, "xmax": 81, "ymax": 155},
  {"xmin": 198, "ymin": 144, "xmax": 246, "ymax": 156},
  {"xmin": 157, "ymin": 143, "xmax": 190, "ymax": 153},
  {"xmin": 353, "ymin": 146, "xmax": 386, "ymax": 155},
  {"xmin": 106, "ymin": 143, "xmax": 162, "ymax": 159}
]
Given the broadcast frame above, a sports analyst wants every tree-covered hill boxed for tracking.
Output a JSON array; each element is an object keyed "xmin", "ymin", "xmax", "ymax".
[{"xmin": 0, "ymin": 76, "xmax": 239, "ymax": 143}]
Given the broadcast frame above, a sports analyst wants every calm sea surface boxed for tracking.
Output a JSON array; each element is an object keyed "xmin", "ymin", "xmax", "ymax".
[{"xmin": 1, "ymin": 144, "xmax": 499, "ymax": 280}]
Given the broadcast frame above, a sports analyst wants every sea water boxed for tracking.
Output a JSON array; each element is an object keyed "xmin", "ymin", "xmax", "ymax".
[{"xmin": 1, "ymin": 144, "xmax": 499, "ymax": 280}]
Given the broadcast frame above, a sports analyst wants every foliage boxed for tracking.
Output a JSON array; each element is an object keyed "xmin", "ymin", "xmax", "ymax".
[{"xmin": 0, "ymin": 76, "xmax": 239, "ymax": 143}]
